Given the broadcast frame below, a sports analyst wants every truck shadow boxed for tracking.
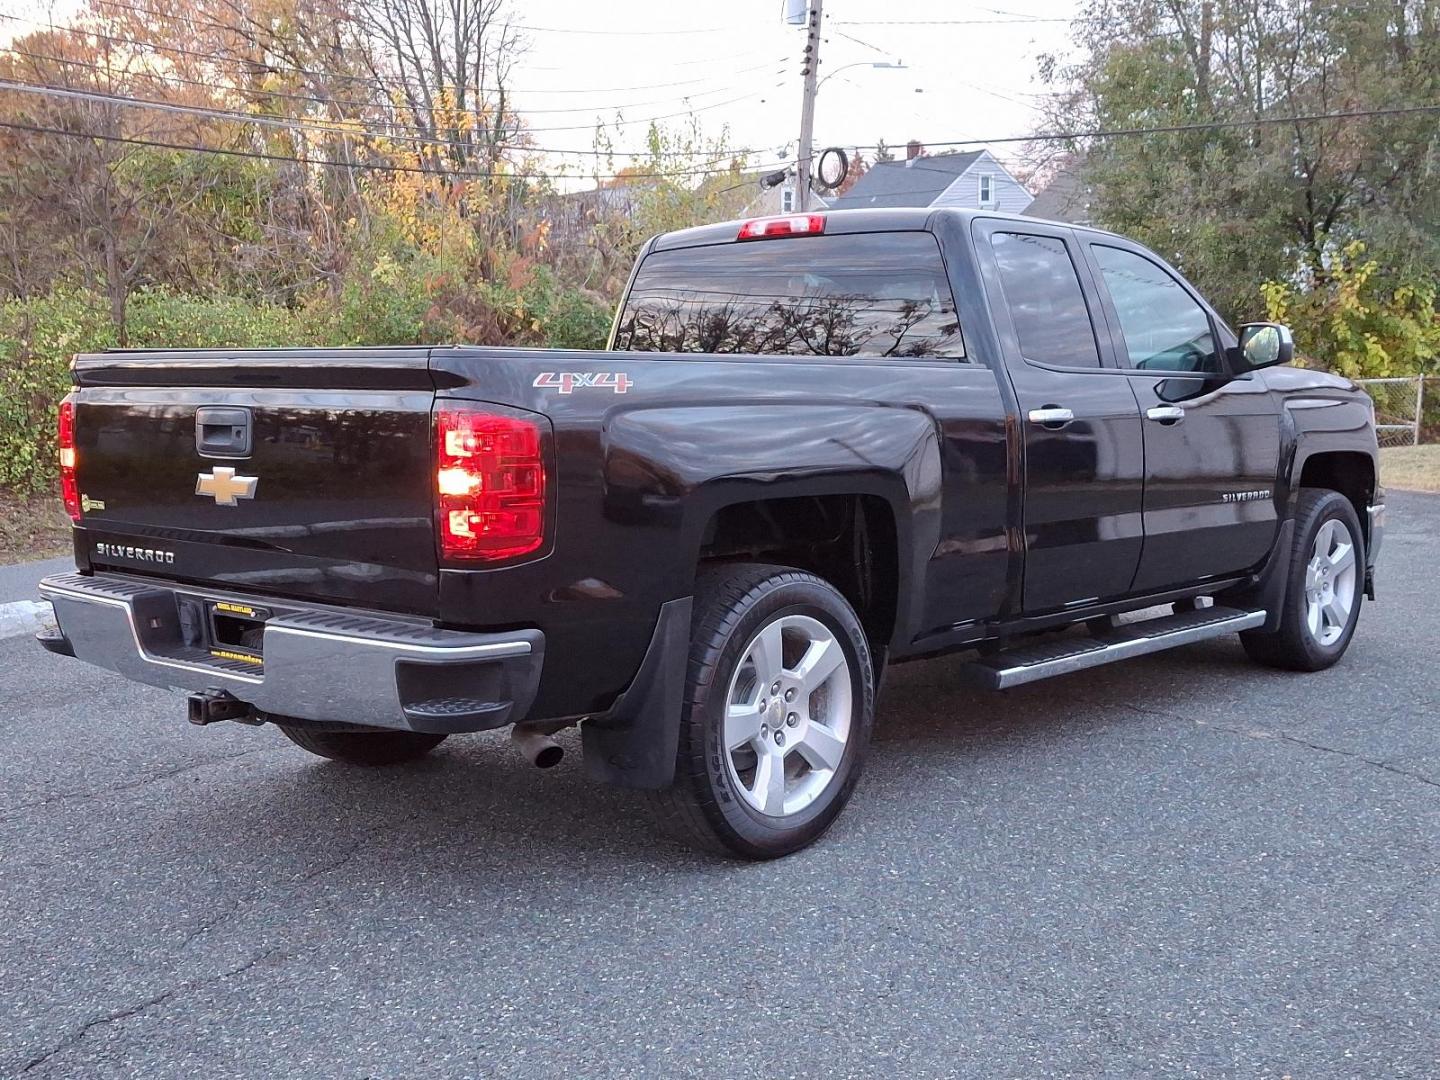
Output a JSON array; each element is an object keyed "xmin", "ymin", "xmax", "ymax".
[{"xmin": 177, "ymin": 635, "xmax": 1282, "ymax": 877}]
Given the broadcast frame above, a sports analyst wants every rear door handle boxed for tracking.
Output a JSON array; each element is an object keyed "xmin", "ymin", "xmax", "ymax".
[
  {"xmin": 1145, "ymin": 405, "xmax": 1186, "ymax": 424},
  {"xmin": 1027, "ymin": 406, "xmax": 1074, "ymax": 429}
]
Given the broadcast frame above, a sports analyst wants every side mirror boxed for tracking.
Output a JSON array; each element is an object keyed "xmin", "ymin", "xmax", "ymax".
[{"xmin": 1233, "ymin": 322, "xmax": 1294, "ymax": 372}]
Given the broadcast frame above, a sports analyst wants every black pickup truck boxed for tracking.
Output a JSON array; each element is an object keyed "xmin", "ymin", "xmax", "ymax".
[{"xmin": 39, "ymin": 208, "xmax": 1384, "ymax": 858}]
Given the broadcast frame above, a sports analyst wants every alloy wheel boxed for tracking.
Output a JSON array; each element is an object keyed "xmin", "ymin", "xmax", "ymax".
[
  {"xmin": 1303, "ymin": 517, "xmax": 1358, "ymax": 647},
  {"xmin": 721, "ymin": 614, "xmax": 853, "ymax": 818}
]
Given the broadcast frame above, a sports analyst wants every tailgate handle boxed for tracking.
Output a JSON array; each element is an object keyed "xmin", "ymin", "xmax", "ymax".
[{"xmin": 195, "ymin": 406, "xmax": 253, "ymax": 459}]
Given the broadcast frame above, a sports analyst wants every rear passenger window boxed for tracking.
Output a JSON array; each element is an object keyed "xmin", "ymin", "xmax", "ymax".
[
  {"xmin": 612, "ymin": 232, "xmax": 966, "ymax": 359},
  {"xmin": 989, "ymin": 232, "xmax": 1101, "ymax": 369}
]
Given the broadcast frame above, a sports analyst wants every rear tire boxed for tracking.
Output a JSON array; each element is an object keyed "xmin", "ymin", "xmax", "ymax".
[
  {"xmin": 277, "ymin": 724, "xmax": 447, "ymax": 765},
  {"xmin": 1241, "ymin": 488, "xmax": 1364, "ymax": 671},
  {"xmin": 649, "ymin": 563, "xmax": 875, "ymax": 860}
]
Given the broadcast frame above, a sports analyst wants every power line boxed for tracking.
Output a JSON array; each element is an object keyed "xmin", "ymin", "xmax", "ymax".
[
  {"xmin": 827, "ymin": 29, "xmax": 894, "ymax": 58},
  {"xmin": 508, "ymin": 84, "xmax": 790, "ymax": 133},
  {"xmin": 511, "ymin": 22, "xmax": 747, "ymax": 36},
  {"xmin": 0, "ymin": 78, "xmax": 509, "ymax": 155},
  {"xmin": 0, "ymin": 44, "xmax": 788, "ymax": 119},
  {"xmin": 0, "ymin": 77, "xmax": 781, "ymax": 156},
  {"xmin": 95, "ymin": 2, "xmax": 1045, "ymax": 36},
  {"xmin": 0, "ymin": 115, "xmax": 792, "ymax": 184},
  {"xmin": 849, "ymin": 104, "xmax": 1440, "ymax": 151},
  {"xmin": 0, "ymin": 10, "xmax": 779, "ymax": 100},
  {"xmin": 90, "ymin": 0, "xmax": 769, "ymax": 68},
  {"xmin": 831, "ymin": 17, "xmax": 1071, "ymax": 26},
  {"xmin": 83, "ymin": 0, "xmax": 790, "ymax": 97}
]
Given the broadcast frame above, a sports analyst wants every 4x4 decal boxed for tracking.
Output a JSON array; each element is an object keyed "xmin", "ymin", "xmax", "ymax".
[{"xmin": 533, "ymin": 372, "xmax": 632, "ymax": 394}]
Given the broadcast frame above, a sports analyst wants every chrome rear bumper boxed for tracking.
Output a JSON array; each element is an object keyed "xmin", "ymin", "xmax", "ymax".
[{"xmin": 38, "ymin": 572, "xmax": 543, "ymax": 733}]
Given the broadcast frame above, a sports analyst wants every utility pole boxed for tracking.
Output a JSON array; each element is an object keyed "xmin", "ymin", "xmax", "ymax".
[{"xmin": 795, "ymin": 0, "xmax": 824, "ymax": 211}]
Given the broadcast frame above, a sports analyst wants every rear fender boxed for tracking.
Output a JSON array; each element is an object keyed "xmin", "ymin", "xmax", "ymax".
[{"xmin": 603, "ymin": 402, "xmax": 942, "ymax": 650}]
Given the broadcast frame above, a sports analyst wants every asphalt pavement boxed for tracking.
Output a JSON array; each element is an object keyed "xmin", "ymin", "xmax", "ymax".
[
  {"xmin": 2, "ymin": 495, "xmax": 1437, "ymax": 1078},
  {"xmin": 0, "ymin": 556, "xmax": 69, "ymax": 605}
]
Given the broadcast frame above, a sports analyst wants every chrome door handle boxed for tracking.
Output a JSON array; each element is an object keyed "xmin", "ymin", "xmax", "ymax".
[
  {"xmin": 1146, "ymin": 405, "xmax": 1186, "ymax": 424},
  {"xmin": 1027, "ymin": 406, "xmax": 1074, "ymax": 427}
]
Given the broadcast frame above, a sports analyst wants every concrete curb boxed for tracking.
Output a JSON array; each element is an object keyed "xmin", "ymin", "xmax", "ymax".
[{"xmin": 0, "ymin": 599, "xmax": 55, "ymax": 642}]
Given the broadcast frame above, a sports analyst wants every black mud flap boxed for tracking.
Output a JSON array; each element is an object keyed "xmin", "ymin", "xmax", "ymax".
[
  {"xmin": 580, "ymin": 596, "xmax": 692, "ymax": 790},
  {"xmin": 1217, "ymin": 518, "xmax": 1294, "ymax": 634}
]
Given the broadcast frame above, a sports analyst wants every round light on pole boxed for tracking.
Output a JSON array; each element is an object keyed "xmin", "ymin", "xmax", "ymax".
[{"xmin": 816, "ymin": 147, "xmax": 849, "ymax": 191}]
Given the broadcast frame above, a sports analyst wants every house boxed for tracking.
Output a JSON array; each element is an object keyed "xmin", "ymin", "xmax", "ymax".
[
  {"xmin": 827, "ymin": 141, "xmax": 1032, "ymax": 213},
  {"xmin": 743, "ymin": 175, "xmax": 830, "ymax": 217},
  {"xmin": 1022, "ymin": 158, "xmax": 1094, "ymax": 225}
]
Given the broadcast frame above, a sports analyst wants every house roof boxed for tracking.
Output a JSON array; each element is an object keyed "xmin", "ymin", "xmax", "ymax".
[
  {"xmin": 828, "ymin": 151, "xmax": 984, "ymax": 209},
  {"xmin": 1023, "ymin": 165, "xmax": 1092, "ymax": 224}
]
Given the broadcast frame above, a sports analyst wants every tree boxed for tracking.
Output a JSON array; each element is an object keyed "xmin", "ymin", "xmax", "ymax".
[
  {"xmin": 832, "ymin": 149, "xmax": 867, "ymax": 196},
  {"xmin": 582, "ymin": 117, "xmax": 750, "ymax": 294},
  {"xmin": 1035, "ymin": 0, "xmax": 1440, "ymax": 325},
  {"xmin": 1263, "ymin": 242, "xmax": 1440, "ymax": 377},
  {"xmin": 0, "ymin": 14, "xmax": 242, "ymax": 339}
]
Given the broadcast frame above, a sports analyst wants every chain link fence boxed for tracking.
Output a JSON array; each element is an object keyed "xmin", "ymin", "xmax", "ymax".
[{"xmin": 1357, "ymin": 376, "xmax": 1430, "ymax": 447}]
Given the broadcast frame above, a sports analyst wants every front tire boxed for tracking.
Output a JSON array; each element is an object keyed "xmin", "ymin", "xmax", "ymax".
[
  {"xmin": 277, "ymin": 724, "xmax": 447, "ymax": 765},
  {"xmin": 1241, "ymin": 488, "xmax": 1364, "ymax": 671},
  {"xmin": 651, "ymin": 563, "xmax": 875, "ymax": 860}
]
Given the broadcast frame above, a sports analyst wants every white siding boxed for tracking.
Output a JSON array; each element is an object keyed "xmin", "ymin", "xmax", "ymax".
[
  {"xmin": 930, "ymin": 151, "xmax": 1032, "ymax": 212},
  {"xmin": 742, "ymin": 186, "xmax": 831, "ymax": 217}
]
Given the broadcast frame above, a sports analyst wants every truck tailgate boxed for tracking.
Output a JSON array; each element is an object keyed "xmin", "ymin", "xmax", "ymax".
[{"xmin": 69, "ymin": 348, "xmax": 439, "ymax": 614}]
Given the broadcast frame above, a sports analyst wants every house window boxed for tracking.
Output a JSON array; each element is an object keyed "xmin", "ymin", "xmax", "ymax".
[
  {"xmin": 978, "ymin": 174, "xmax": 994, "ymax": 206},
  {"xmin": 781, "ymin": 187, "xmax": 795, "ymax": 213}
]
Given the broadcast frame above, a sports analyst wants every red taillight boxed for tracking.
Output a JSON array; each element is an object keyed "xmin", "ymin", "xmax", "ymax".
[
  {"xmin": 58, "ymin": 395, "xmax": 80, "ymax": 522},
  {"xmin": 737, "ymin": 214, "xmax": 826, "ymax": 240},
  {"xmin": 435, "ymin": 407, "xmax": 547, "ymax": 562}
]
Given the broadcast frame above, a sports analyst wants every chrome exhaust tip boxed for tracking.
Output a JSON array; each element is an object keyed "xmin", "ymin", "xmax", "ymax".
[{"xmin": 510, "ymin": 724, "xmax": 564, "ymax": 769}]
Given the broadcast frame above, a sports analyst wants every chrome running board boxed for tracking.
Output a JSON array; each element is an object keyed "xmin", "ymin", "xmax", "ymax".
[{"xmin": 961, "ymin": 606, "xmax": 1266, "ymax": 690}]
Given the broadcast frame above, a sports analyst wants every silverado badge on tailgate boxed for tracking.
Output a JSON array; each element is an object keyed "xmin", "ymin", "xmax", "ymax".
[{"xmin": 195, "ymin": 467, "xmax": 259, "ymax": 506}]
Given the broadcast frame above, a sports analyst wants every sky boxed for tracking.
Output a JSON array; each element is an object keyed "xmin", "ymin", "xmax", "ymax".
[
  {"xmin": 507, "ymin": 0, "xmax": 1081, "ymax": 176},
  {"xmin": 1, "ymin": 0, "xmax": 1085, "ymax": 183}
]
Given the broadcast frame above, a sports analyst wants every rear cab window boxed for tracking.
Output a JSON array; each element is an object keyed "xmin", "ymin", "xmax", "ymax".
[
  {"xmin": 987, "ymin": 231, "xmax": 1103, "ymax": 369},
  {"xmin": 612, "ymin": 232, "xmax": 967, "ymax": 360}
]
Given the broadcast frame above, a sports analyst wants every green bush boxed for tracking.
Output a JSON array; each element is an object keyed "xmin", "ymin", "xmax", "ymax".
[
  {"xmin": 128, "ymin": 291, "xmax": 313, "ymax": 349},
  {"xmin": 1263, "ymin": 244, "xmax": 1440, "ymax": 379},
  {"xmin": 525, "ymin": 270, "xmax": 613, "ymax": 350},
  {"xmin": 0, "ymin": 275, "xmax": 620, "ymax": 496},
  {"xmin": 0, "ymin": 290, "xmax": 115, "ymax": 495},
  {"xmin": 0, "ymin": 289, "xmax": 316, "ymax": 495},
  {"xmin": 327, "ymin": 252, "xmax": 433, "ymax": 346}
]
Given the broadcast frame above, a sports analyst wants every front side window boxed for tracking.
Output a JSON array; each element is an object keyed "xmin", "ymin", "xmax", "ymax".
[
  {"xmin": 988, "ymin": 231, "xmax": 1101, "ymax": 368},
  {"xmin": 1091, "ymin": 245, "xmax": 1221, "ymax": 373},
  {"xmin": 613, "ymin": 231, "xmax": 966, "ymax": 359}
]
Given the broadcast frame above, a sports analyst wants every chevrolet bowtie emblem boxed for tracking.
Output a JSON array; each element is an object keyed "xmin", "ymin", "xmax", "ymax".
[{"xmin": 195, "ymin": 467, "xmax": 259, "ymax": 506}]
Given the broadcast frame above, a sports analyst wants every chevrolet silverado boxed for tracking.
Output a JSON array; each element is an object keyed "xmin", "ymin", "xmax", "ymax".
[{"xmin": 37, "ymin": 208, "xmax": 1385, "ymax": 858}]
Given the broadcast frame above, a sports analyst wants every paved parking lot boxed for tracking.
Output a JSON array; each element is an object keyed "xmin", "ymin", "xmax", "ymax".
[{"xmin": 2, "ymin": 494, "xmax": 1437, "ymax": 1078}]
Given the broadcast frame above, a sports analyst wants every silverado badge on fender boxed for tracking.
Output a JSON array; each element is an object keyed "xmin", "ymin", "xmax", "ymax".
[{"xmin": 195, "ymin": 467, "xmax": 258, "ymax": 506}]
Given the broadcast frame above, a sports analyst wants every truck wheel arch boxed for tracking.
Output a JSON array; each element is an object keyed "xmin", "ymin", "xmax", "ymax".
[
  {"xmin": 1290, "ymin": 449, "xmax": 1377, "ymax": 551},
  {"xmin": 690, "ymin": 484, "xmax": 912, "ymax": 661}
]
